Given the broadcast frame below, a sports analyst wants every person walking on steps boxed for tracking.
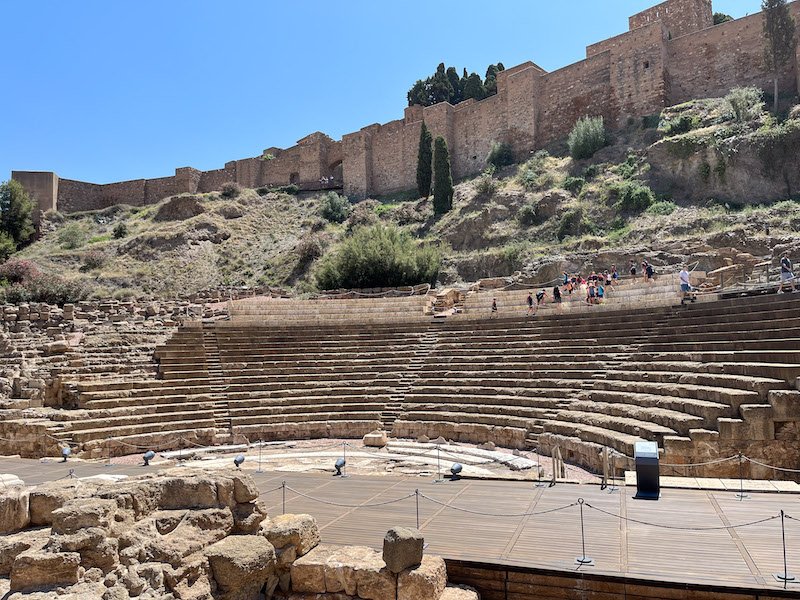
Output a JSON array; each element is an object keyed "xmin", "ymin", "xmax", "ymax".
[
  {"xmin": 779, "ymin": 253, "xmax": 796, "ymax": 293},
  {"xmin": 490, "ymin": 298, "xmax": 498, "ymax": 318},
  {"xmin": 679, "ymin": 265, "xmax": 695, "ymax": 305},
  {"xmin": 527, "ymin": 292, "xmax": 534, "ymax": 316}
]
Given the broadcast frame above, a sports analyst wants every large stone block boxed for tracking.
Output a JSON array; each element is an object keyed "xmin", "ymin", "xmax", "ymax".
[
  {"xmin": 205, "ymin": 535, "xmax": 277, "ymax": 600},
  {"xmin": 10, "ymin": 550, "xmax": 81, "ymax": 592},
  {"xmin": 382, "ymin": 526, "xmax": 423, "ymax": 574},
  {"xmin": 441, "ymin": 585, "xmax": 481, "ymax": 600},
  {"xmin": 262, "ymin": 513, "xmax": 320, "ymax": 556},
  {"xmin": 398, "ymin": 555, "xmax": 447, "ymax": 600},
  {"xmin": 51, "ymin": 498, "xmax": 117, "ymax": 534},
  {"xmin": 291, "ymin": 544, "xmax": 395, "ymax": 600},
  {"xmin": 0, "ymin": 528, "xmax": 50, "ymax": 576},
  {"xmin": 363, "ymin": 430, "xmax": 388, "ymax": 448},
  {"xmin": 0, "ymin": 486, "xmax": 30, "ymax": 534}
]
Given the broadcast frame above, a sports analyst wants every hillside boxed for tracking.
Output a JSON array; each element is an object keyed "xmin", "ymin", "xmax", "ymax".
[{"xmin": 10, "ymin": 91, "xmax": 800, "ymax": 301}]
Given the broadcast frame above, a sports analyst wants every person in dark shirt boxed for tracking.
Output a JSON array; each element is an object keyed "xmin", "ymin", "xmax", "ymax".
[
  {"xmin": 490, "ymin": 298, "xmax": 498, "ymax": 317},
  {"xmin": 526, "ymin": 292, "xmax": 534, "ymax": 316},
  {"xmin": 553, "ymin": 285, "xmax": 562, "ymax": 303},
  {"xmin": 780, "ymin": 253, "xmax": 796, "ymax": 293}
]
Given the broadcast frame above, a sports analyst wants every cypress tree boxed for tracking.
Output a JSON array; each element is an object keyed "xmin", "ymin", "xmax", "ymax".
[
  {"xmin": 463, "ymin": 73, "xmax": 485, "ymax": 101},
  {"xmin": 0, "ymin": 180, "xmax": 34, "ymax": 247},
  {"xmin": 432, "ymin": 136, "xmax": 453, "ymax": 215},
  {"xmin": 762, "ymin": 0, "xmax": 796, "ymax": 114},
  {"xmin": 416, "ymin": 122, "xmax": 433, "ymax": 198}
]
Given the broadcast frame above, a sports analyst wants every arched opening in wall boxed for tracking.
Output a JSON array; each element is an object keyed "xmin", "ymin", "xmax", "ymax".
[
  {"xmin": 289, "ymin": 172, "xmax": 299, "ymax": 185},
  {"xmin": 328, "ymin": 161, "xmax": 343, "ymax": 184}
]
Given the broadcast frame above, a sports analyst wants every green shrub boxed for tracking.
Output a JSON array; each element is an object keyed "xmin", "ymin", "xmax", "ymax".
[
  {"xmin": 725, "ymin": 86, "xmax": 765, "ymax": 123},
  {"xmin": 0, "ymin": 232, "xmax": 16, "ymax": 262},
  {"xmin": 319, "ymin": 192, "xmax": 352, "ymax": 223},
  {"xmin": 220, "ymin": 182, "xmax": 242, "ymax": 198},
  {"xmin": 82, "ymin": 250, "xmax": 107, "ymax": 270},
  {"xmin": 276, "ymin": 184, "xmax": 300, "ymax": 195},
  {"xmin": 113, "ymin": 222, "xmax": 128, "ymax": 239},
  {"xmin": 556, "ymin": 207, "xmax": 584, "ymax": 240},
  {"xmin": 315, "ymin": 225, "xmax": 440, "ymax": 290},
  {"xmin": 658, "ymin": 114, "xmax": 700, "ymax": 136},
  {"xmin": 646, "ymin": 200, "xmax": 677, "ymax": 215},
  {"xmin": 346, "ymin": 202, "xmax": 379, "ymax": 232},
  {"xmin": 475, "ymin": 173, "xmax": 498, "ymax": 196},
  {"xmin": 58, "ymin": 224, "xmax": 87, "ymax": 249},
  {"xmin": 567, "ymin": 116, "xmax": 607, "ymax": 160},
  {"xmin": 0, "ymin": 272, "xmax": 87, "ymax": 305},
  {"xmin": 517, "ymin": 203, "xmax": 538, "ymax": 227},
  {"xmin": 583, "ymin": 164, "xmax": 600, "ymax": 180},
  {"xmin": 486, "ymin": 141, "xmax": 515, "ymax": 169},
  {"xmin": 0, "ymin": 259, "xmax": 40, "ymax": 284},
  {"xmin": 641, "ymin": 114, "xmax": 661, "ymax": 129},
  {"xmin": 0, "ymin": 180, "xmax": 35, "ymax": 247},
  {"xmin": 562, "ymin": 177, "xmax": 585, "ymax": 195},
  {"xmin": 517, "ymin": 150, "xmax": 551, "ymax": 191},
  {"xmin": 608, "ymin": 181, "xmax": 655, "ymax": 212},
  {"xmin": 295, "ymin": 235, "xmax": 324, "ymax": 266},
  {"xmin": 88, "ymin": 234, "xmax": 112, "ymax": 244},
  {"xmin": 613, "ymin": 152, "xmax": 646, "ymax": 180}
]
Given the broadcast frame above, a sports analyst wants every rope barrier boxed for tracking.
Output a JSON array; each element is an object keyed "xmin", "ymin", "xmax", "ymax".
[
  {"xmin": 584, "ymin": 502, "xmax": 781, "ymax": 531},
  {"xmin": 659, "ymin": 455, "xmax": 739, "ymax": 468},
  {"xmin": 745, "ymin": 456, "xmax": 800, "ymax": 474},
  {"xmin": 284, "ymin": 486, "xmax": 415, "ymax": 508},
  {"xmin": 419, "ymin": 493, "xmax": 578, "ymax": 518}
]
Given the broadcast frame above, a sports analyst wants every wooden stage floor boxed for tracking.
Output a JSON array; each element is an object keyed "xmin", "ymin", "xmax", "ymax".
[{"xmin": 2, "ymin": 457, "xmax": 799, "ymax": 591}]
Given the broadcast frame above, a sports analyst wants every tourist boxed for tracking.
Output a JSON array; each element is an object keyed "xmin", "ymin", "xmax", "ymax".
[
  {"xmin": 629, "ymin": 260, "xmax": 637, "ymax": 279},
  {"xmin": 604, "ymin": 270, "xmax": 612, "ymax": 286},
  {"xmin": 563, "ymin": 272, "xmax": 570, "ymax": 286},
  {"xmin": 536, "ymin": 288, "xmax": 547, "ymax": 305},
  {"xmin": 586, "ymin": 281, "xmax": 596, "ymax": 305},
  {"xmin": 491, "ymin": 298, "xmax": 498, "ymax": 317},
  {"xmin": 780, "ymin": 253, "xmax": 796, "ymax": 292},
  {"xmin": 611, "ymin": 264, "xmax": 619, "ymax": 284},
  {"xmin": 553, "ymin": 285, "xmax": 562, "ymax": 303},
  {"xmin": 679, "ymin": 264, "xmax": 695, "ymax": 304},
  {"xmin": 645, "ymin": 261, "xmax": 655, "ymax": 282},
  {"xmin": 527, "ymin": 292, "xmax": 534, "ymax": 316},
  {"xmin": 597, "ymin": 283, "xmax": 605, "ymax": 302}
]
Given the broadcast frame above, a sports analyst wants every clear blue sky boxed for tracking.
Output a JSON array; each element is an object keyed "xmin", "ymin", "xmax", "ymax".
[{"xmin": 1, "ymin": 0, "xmax": 761, "ymax": 184}]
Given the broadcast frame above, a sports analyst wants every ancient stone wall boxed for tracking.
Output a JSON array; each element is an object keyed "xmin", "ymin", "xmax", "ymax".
[
  {"xmin": 667, "ymin": 6, "xmax": 800, "ymax": 105},
  {"xmin": 629, "ymin": 0, "xmax": 712, "ymax": 39},
  {"xmin": 12, "ymin": 0, "xmax": 800, "ymax": 207}
]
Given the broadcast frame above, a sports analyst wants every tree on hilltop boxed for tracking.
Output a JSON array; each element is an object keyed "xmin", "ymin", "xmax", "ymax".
[
  {"xmin": 0, "ymin": 180, "xmax": 34, "ymax": 249},
  {"xmin": 484, "ymin": 63, "xmax": 505, "ymax": 96},
  {"xmin": 762, "ymin": 0, "xmax": 796, "ymax": 114},
  {"xmin": 713, "ymin": 12, "xmax": 733, "ymax": 24},
  {"xmin": 446, "ymin": 66, "xmax": 463, "ymax": 104},
  {"xmin": 432, "ymin": 136, "xmax": 453, "ymax": 215},
  {"xmin": 463, "ymin": 73, "xmax": 486, "ymax": 101},
  {"xmin": 416, "ymin": 121, "xmax": 433, "ymax": 198},
  {"xmin": 407, "ymin": 61, "xmax": 505, "ymax": 107}
]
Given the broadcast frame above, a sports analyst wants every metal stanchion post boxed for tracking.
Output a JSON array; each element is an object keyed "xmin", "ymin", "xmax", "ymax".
[
  {"xmin": 433, "ymin": 444, "xmax": 446, "ymax": 483},
  {"xmin": 257, "ymin": 441, "xmax": 263, "ymax": 474},
  {"xmin": 282, "ymin": 481, "xmax": 286, "ymax": 515},
  {"xmin": 574, "ymin": 499, "xmax": 594, "ymax": 566},
  {"xmin": 415, "ymin": 489, "xmax": 420, "ymax": 529},
  {"xmin": 608, "ymin": 452, "xmax": 618, "ymax": 493},
  {"xmin": 774, "ymin": 510, "xmax": 797, "ymax": 586},
  {"xmin": 341, "ymin": 441, "xmax": 349, "ymax": 479},
  {"xmin": 736, "ymin": 453, "xmax": 748, "ymax": 500},
  {"xmin": 534, "ymin": 447, "xmax": 546, "ymax": 488}
]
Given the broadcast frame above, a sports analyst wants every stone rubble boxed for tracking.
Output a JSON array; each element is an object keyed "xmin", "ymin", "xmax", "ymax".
[{"xmin": 0, "ymin": 469, "xmax": 479, "ymax": 600}]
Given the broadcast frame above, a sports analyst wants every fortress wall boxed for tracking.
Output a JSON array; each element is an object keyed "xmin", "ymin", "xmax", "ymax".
[
  {"xmin": 503, "ymin": 64, "xmax": 542, "ymax": 159},
  {"xmin": 144, "ymin": 176, "xmax": 182, "ymax": 203},
  {"xmin": 607, "ymin": 22, "xmax": 669, "ymax": 124},
  {"xmin": 452, "ymin": 95, "xmax": 507, "ymax": 178},
  {"xmin": 537, "ymin": 52, "xmax": 613, "ymax": 146},
  {"xmin": 342, "ymin": 128, "xmax": 374, "ymax": 199},
  {"xmin": 368, "ymin": 119, "xmax": 415, "ymax": 195},
  {"xmin": 629, "ymin": 0, "xmax": 712, "ymax": 39},
  {"xmin": 667, "ymin": 7, "xmax": 800, "ymax": 105},
  {"xmin": 197, "ymin": 167, "xmax": 236, "ymax": 193},
  {"xmin": 57, "ymin": 178, "xmax": 149, "ymax": 213},
  {"xmin": 10, "ymin": 171, "xmax": 57, "ymax": 223}
]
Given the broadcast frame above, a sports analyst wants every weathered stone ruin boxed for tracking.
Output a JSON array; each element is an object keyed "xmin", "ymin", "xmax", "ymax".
[{"xmin": 0, "ymin": 468, "xmax": 478, "ymax": 599}]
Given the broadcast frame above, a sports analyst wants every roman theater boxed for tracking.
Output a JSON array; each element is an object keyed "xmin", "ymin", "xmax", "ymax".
[{"xmin": 2, "ymin": 0, "xmax": 800, "ymax": 599}]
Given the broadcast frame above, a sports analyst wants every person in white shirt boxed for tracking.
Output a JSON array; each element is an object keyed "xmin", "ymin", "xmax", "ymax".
[{"xmin": 679, "ymin": 266, "xmax": 694, "ymax": 305}]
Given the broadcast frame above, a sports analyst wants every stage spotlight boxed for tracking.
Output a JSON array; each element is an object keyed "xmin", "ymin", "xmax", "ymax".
[
  {"xmin": 61, "ymin": 447, "xmax": 71, "ymax": 463},
  {"xmin": 450, "ymin": 463, "xmax": 463, "ymax": 480},
  {"xmin": 143, "ymin": 450, "xmax": 155, "ymax": 466},
  {"xmin": 234, "ymin": 454, "xmax": 245, "ymax": 469},
  {"xmin": 334, "ymin": 457, "xmax": 346, "ymax": 476}
]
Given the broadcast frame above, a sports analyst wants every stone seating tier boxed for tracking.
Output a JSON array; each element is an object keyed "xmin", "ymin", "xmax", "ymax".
[{"xmin": 4, "ymin": 288, "xmax": 798, "ymax": 472}]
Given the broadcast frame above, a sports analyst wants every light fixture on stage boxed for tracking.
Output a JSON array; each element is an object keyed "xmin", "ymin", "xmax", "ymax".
[
  {"xmin": 450, "ymin": 463, "xmax": 463, "ymax": 480},
  {"xmin": 334, "ymin": 457, "xmax": 346, "ymax": 476},
  {"xmin": 61, "ymin": 447, "xmax": 71, "ymax": 462},
  {"xmin": 234, "ymin": 454, "xmax": 245, "ymax": 469},
  {"xmin": 143, "ymin": 450, "xmax": 155, "ymax": 466}
]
